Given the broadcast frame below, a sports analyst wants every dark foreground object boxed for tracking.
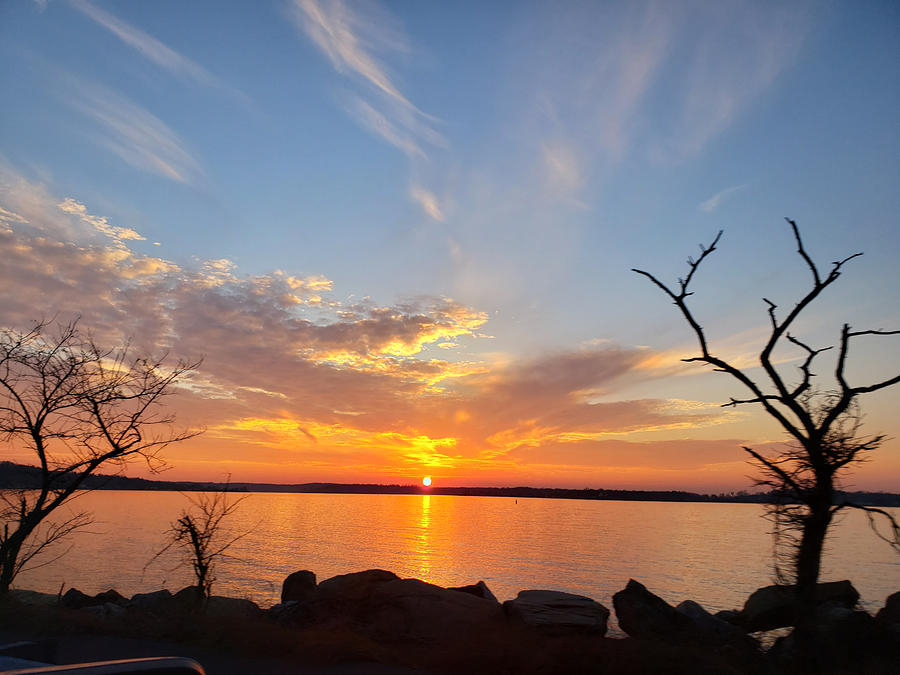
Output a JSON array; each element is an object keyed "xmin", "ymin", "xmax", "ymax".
[{"xmin": 4, "ymin": 574, "xmax": 900, "ymax": 675}]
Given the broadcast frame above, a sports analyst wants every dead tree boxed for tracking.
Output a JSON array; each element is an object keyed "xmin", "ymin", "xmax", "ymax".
[
  {"xmin": 0, "ymin": 320, "xmax": 199, "ymax": 593},
  {"xmin": 152, "ymin": 485, "xmax": 248, "ymax": 601},
  {"xmin": 633, "ymin": 219, "xmax": 900, "ymax": 624}
]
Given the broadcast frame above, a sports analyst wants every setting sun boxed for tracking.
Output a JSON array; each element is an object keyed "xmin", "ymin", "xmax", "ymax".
[{"xmin": 422, "ymin": 476, "xmax": 432, "ymax": 487}]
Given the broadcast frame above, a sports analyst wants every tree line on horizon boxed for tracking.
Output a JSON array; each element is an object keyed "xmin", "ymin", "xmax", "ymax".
[{"xmin": 2, "ymin": 459, "xmax": 900, "ymax": 506}]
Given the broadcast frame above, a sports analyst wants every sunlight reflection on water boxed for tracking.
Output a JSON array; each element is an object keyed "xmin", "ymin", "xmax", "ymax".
[{"xmin": 15, "ymin": 491, "xmax": 899, "ymax": 632}]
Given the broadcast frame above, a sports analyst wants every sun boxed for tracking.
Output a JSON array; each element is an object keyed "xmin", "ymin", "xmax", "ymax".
[{"xmin": 422, "ymin": 476, "xmax": 432, "ymax": 487}]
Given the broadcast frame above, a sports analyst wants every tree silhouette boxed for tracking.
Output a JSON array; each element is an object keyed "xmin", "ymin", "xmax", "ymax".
[
  {"xmin": 633, "ymin": 219, "xmax": 900, "ymax": 627},
  {"xmin": 0, "ymin": 320, "xmax": 199, "ymax": 593},
  {"xmin": 152, "ymin": 485, "xmax": 249, "ymax": 602}
]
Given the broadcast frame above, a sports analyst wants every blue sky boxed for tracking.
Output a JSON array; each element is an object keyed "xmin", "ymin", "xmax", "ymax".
[{"xmin": 1, "ymin": 0, "xmax": 898, "ymax": 490}]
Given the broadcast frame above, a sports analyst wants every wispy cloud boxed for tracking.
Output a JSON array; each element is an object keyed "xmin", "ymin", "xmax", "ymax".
[
  {"xmin": 699, "ymin": 184, "xmax": 747, "ymax": 213},
  {"xmin": 409, "ymin": 185, "xmax": 443, "ymax": 222},
  {"xmin": 67, "ymin": 84, "xmax": 204, "ymax": 185},
  {"xmin": 655, "ymin": 2, "xmax": 809, "ymax": 161},
  {"xmin": 289, "ymin": 0, "xmax": 444, "ymax": 219},
  {"xmin": 69, "ymin": 0, "xmax": 250, "ymax": 105}
]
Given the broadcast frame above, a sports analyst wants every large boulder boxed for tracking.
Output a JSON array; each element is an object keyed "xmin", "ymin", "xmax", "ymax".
[
  {"xmin": 448, "ymin": 580, "xmax": 498, "ymax": 603},
  {"xmin": 128, "ymin": 589, "xmax": 173, "ymax": 611},
  {"xmin": 769, "ymin": 604, "xmax": 900, "ymax": 673},
  {"xmin": 316, "ymin": 568, "xmax": 399, "ymax": 604},
  {"xmin": 366, "ymin": 577, "xmax": 505, "ymax": 641},
  {"xmin": 675, "ymin": 600, "xmax": 758, "ymax": 650},
  {"xmin": 281, "ymin": 570, "xmax": 316, "ymax": 604},
  {"xmin": 94, "ymin": 589, "xmax": 127, "ymax": 607},
  {"xmin": 206, "ymin": 595, "xmax": 261, "ymax": 618},
  {"xmin": 612, "ymin": 579, "xmax": 695, "ymax": 640},
  {"xmin": 736, "ymin": 580, "xmax": 859, "ymax": 632},
  {"xmin": 172, "ymin": 585, "xmax": 205, "ymax": 608},
  {"xmin": 60, "ymin": 588, "xmax": 96, "ymax": 609},
  {"xmin": 503, "ymin": 590, "xmax": 609, "ymax": 636},
  {"xmin": 876, "ymin": 591, "xmax": 900, "ymax": 625},
  {"xmin": 301, "ymin": 570, "xmax": 504, "ymax": 642}
]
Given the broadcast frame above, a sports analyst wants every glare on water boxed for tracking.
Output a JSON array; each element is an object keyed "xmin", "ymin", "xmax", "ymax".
[{"xmin": 15, "ymin": 491, "xmax": 899, "ymax": 622}]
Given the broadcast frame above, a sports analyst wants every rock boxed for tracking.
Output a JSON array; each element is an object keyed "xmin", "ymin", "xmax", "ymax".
[
  {"xmin": 448, "ymin": 580, "xmax": 498, "ymax": 603},
  {"xmin": 206, "ymin": 596, "xmax": 261, "ymax": 618},
  {"xmin": 8, "ymin": 589, "xmax": 58, "ymax": 607},
  {"xmin": 676, "ymin": 600, "xmax": 758, "ymax": 650},
  {"xmin": 128, "ymin": 589, "xmax": 173, "ymax": 611},
  {"xmin": 172, "ymin": 585, "xmax": 205, "ymax": 608},
  {"xmin": 714, "ymin": 609, "xmax": 743, "ymax": 625},
  {"xmin": 281, "ymin": 570, "xmax": 316, "ymax": 603},
  {"xmin": 769, "ymin": 604, "xmax": 900, "ymax": 673},
  {"xmin": 503, "ymin": 590, "xmax": 609, "ymax": 635},
  {"xmin": 303, "ymin": 570, "xmax": 504, "ymax": 642},
  {"xmin": 268, "ymin": 600, "xmax": 312, "ymax": 624},
  {"xmin": 612, "ymin": 579, "xmax": 695, "ymax": 640},
  {"xmin": 82, "ymin": 602, "xmax": 127, "ymax": 619},
  {"xmin": 316, "ymin": 569, "xmax": 399, "ymax": 604},
  {"xmin": 93, "ymin": 589, "xmax": 126, "ymax": 606},
  {"xmin": 366, "ymin": 577, "xmax": 505, "ymax": 641},
  {"xmin": 60, "ymin": 588, "xmax": 96, "ymax": 609},
  {"xmin": 876, "ymin": 591, "xmax": 900, "ymax": 625},
  {"xmin": 740, "ymin": 580, "xmax": 859, "ymax": 632}
]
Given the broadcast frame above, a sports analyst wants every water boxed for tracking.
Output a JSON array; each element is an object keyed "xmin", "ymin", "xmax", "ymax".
[{"xmin": 14, "ymin": 491, "xmax": 899, "ymax": 622}]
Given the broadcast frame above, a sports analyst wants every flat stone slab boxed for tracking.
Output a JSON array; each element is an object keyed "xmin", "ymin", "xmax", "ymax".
[{"xmin": 504, "ymin": 589, "xmax": 610, "ymax": 635}]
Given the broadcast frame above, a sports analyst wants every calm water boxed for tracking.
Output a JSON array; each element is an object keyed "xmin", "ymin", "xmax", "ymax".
[{"xmin": 15, "ymin": 491, "xmax": 899, "ymax": 623}]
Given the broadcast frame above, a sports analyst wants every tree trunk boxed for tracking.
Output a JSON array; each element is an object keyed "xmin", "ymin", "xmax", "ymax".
[
  {"xmin": 0, "ymin": 534, "xmax": 24, "ymax": 595},
  {"xmin": 790, "ymin": 500, "xmax": 833, "ymax": 673}
]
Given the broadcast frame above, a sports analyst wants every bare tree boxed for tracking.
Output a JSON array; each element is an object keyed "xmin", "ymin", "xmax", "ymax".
[
  {"xmin": 152, "ymin": 485, "xmax": 249, "ymax": 602},
  {"xmin": 633, "ymin": 219, "xmax": 900, "ymax": 624},
  {"xmin": 0, "ymin": 319, "xmax": 199, "ymax": 593}
]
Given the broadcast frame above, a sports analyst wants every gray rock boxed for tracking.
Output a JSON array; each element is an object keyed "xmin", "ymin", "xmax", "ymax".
[
  {"xmin": 94, "ymin": 589, "xmax": 127, "ymax": 606},
  {"xmin": 676, "ymin": 600, "xmax": 758, "ymax": 650},
  {"xmin": 367, "ymin": 577, "xmax": 505, "ymax": 641},
  {"xmin": 447, "ymin": 580, "xmax": 498, "ymax": 603},
  {"xmin": 612, "ymin": 579, "xmax": 695, "ymax": 640},
  {"xmin": 8, "ymin": 589, "xmax": 58, "ymax": 607},
  {"xmin": 206, "ymin": 595, "xmax": 261, "ymax": 618},
  {"xmin": 504, "ymin": 589, "xmax": 609, "ymax": 636},
  {"xmin": 739, "ymin": 580, "xmax": 859, "ymax": 632},
  {"xmin": 172, "ymin": 585, "xmax": 205, "ymax": 608},
  {"xmin": 281, "ymin": 570, "xmax": 316, "ymax": 604},
  {"xmin": 60, "ymin": 588, "xmax": 96, "ymax": 609},
  {"xmin": 268, "ymin": 600, "xmax": 310, "ymax": 624},
  {"xmin": 301, "ymin": 570, "xmax": 504, "ymax": 641},
  {"xmin": 128, "ymin": 589, "xmax": 172, "ymax": 611},
  {"xmin": 316, "ymin": 568, "xmax": 399, "ymax": 603},
  {"xmin": 876, "ymin": 590, "xmax": 900, "ymax": 625},
  {"xmin": 82, "ymin": 602, "xmax": 127, "ymax": 618}
]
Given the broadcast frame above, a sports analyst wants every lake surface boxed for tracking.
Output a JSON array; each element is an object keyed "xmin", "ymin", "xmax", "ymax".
[{"xmin": 15, "ymin": 491, "xmax": 899, "ymax": 625}]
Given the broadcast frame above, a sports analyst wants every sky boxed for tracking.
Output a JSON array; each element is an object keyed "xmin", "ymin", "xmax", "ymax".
[{"xmin": 1, "ymin": 0, "xmax": 899, "ymax": 492}]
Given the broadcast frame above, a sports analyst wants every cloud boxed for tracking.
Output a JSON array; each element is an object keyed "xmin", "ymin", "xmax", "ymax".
[
  {"xmin": 699, "ymin": 184, "xmax": 747, "ymax": 213},
  {"xmin": 654, "ymin": 2, "xmax": 808, "ymax": 161},
  {"xmin": 0, "ymin": 170, "xmax": 748, "ymax": 487},
  {"xmin": 409, "ymin": 185, "xmax": 443, "ymax": 221},
  {"xmin": 290, "ymin": 0, "xmax": 444, "ymax": 219},
  {"xmin": 66, "ymin": 84, "xmax": 204, "ymax": 185},
  {"xmin": 291, "ymin": 0, "xmax": 413, "ymax": 109},
  {"xmin": 70, "ymin": 0, "xmax": 249, "ymax": 105},
  {"xmin": 58, "ymin": 198, "xmax": 146, "ymax": 244}
]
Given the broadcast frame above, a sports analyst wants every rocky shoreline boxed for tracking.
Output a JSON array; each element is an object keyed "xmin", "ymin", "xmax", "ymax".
[{"xmin": 4, "ymin": 571, "xmax": 900, "ymax": 674}]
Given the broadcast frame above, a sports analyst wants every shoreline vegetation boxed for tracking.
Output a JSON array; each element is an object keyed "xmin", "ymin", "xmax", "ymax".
[
  {"xmin": 3, "ymin": 462, "xmax": 899, "ymax": 506},
  {"xmin": 3, "ymin": 569, "xmax": 899, "ymax": 674}
]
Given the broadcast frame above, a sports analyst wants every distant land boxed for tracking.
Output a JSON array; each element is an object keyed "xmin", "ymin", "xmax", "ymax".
[{"xmin": 2, "ymin": 461, "xmax": 899, "ymax": 506}]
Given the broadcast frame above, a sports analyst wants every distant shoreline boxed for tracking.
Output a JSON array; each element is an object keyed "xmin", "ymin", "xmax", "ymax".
[{"xmin": 3, "ymin": 461, "xmax": 899, "ymax": 506}]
